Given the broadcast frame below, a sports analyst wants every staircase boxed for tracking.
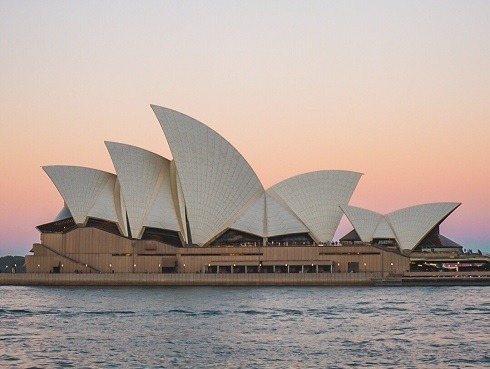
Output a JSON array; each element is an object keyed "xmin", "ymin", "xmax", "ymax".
[{"xmin": 40, "ymin": 243, "xmax": 102, "ymax": 273}]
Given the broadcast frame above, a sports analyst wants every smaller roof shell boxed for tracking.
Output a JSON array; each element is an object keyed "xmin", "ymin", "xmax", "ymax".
[
  {"xmin": 43, "ymin": 165, "xmax": 118, "ymax": 226},
  {"xmin": 386, "ymin": 202, "xmax": 461, "ymax": 251},
  {"xmin": 340, "ymin": 205, "xmax": 382, "ymax": 242},
  {"xmin": 372, "ymin": 218, "xmax": 396, "ymax": 239},
  {"xmin": 341, "ymin": 202, "xmax": 461, "ymax": 251}
]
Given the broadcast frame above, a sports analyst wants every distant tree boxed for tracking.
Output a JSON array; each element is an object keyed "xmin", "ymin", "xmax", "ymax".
[{"xmin": 0, "ymin": 256, "xmax": 26, "ymax": 273}]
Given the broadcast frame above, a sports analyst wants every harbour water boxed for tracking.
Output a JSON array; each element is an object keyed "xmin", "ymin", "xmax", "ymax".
[{"xmin": 0, "ymin": 286, "xmax": 488, "ymax": 368}]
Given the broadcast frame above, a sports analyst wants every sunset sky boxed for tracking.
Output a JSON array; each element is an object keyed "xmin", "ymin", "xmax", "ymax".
[{"xmin": 1, "ymin": 0, "xmax": 489, "ymax": 255}]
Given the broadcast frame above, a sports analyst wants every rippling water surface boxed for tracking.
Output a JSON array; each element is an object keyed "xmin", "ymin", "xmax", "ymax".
[{"xmin": 0, "ymin": 286, "xmax": 489, "ymax": 368}]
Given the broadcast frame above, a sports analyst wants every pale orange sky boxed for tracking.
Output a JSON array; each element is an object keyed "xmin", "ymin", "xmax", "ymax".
[{"xmin": 0, "ymin": 1, "xmax": 489, "ymax": 255}]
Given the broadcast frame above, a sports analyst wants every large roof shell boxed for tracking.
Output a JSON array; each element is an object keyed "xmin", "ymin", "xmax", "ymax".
[
  {"xmin": 151, "ymin": 105, "xmax": 264, "ymax": 245},
  {"xmin": 268, "ymin": 170, "xmax": 362, "ymax": 242}
]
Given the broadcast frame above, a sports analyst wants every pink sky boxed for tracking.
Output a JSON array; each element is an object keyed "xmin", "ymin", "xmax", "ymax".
[{"xmin": 1, "ymin": 1, "xmax": 489, "ymax": 255}]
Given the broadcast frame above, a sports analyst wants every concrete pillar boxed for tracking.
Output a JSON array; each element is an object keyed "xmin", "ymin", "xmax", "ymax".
[
  {"xmin": 217, "ymin": 266, "xmax": 220, "ymax": 274},
  {"xmin": 316, "ymin": 265, "xmax": 319, "ymax": 273}
]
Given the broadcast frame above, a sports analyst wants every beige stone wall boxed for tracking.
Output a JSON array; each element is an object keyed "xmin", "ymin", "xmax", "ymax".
[{"xmin": 28, "ymin": 227, "xmax": 409, "ymax": 275}]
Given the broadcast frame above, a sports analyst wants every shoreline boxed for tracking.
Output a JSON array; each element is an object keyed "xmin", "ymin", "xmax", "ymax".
[{"xmin": 1, "ymin": 272, "xmax": 489, "ymax": 287}]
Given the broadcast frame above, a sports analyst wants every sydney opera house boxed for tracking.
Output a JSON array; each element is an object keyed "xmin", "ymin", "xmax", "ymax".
[{"xmin": 26, "ymin": 105, "xmax": 487, "ymax": 276}]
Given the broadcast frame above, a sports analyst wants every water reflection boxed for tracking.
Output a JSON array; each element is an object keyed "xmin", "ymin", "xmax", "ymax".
[{"xmin": 0, "ymin": 286, "xmax": 488, "ymax": 368}]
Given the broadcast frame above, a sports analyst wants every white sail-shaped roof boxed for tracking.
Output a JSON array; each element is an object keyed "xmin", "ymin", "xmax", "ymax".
[
  {"xmin": 145, "ymin": 161, "xmax": 180, "ymax": 232},
  {"xmin": 372, "ymin": 218, "xmax": 396, "ymax": 239},
  {"xmin": 268, "ymin": 170, "xmax": 362, "ymax": 242},
  {"xmin": 88, "ymin": 175, "xmax": 118, "ymax": 223},
  {"xmin": 113, "ymin": 178, "xmax": 129, "ymax": 237},
  {"xmin": 54, "ymin": 203, "xmax": 72, "ymax": 221},
  {"xmin": 170, "ymin": 164, "xmax": 188, "ymax": 243},
  {"xmin": 340, "ymin": 205, "xmax": 382, "ymax": 242},
  {"xmin": 225, "ymin": 191, "xmax": 312, "ymax": 238},
  {"xmin": 265, "ymin": 192, "xmax": 309, "ymax": 237},
  {"xmin": 386, "ymin": 202, "xmax": 461, "ymax": 251},
  {"xmin": 42, "ymin": 105, "xmax": 464, "ymax": 252},
  {"xmin": 43, "ymin": 166, "xmax": 117, "ymax": 225},
  {"xmin": 105, "ymin": 142, "xmax": 180, "ymax": 239},
  {"xmin": 152, "ymin": 105, "xmax": 264, "ymax": 245},
  {"xmin": 230, "ymin": 193, "xmax": 266, "ymax": 237}
]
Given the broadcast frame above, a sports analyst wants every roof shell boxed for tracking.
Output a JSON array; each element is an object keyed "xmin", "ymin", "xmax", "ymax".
[
  {"xmin": 43, "ymin": 166, "xmax": 118, "ymax": 225},
  {"xmin": 144, "ymin": 162, "xmax": 181, "ymax": 233},
  {"xmin": 386, "ymin": 202, "xmax": 461, "ymax": 251},
  {"xmin": 265, "ymin": 192, "xmax": 310, "ymax": 237},
  {"xmin": 152, "ymin": 105, "xmax": 265, "ymax": 245},
  {"xmin": 229, "ymin": 193, "xmax": 266, "ymax": 237},
  {"xmin": 87, "ymin": 175, "xmax": 119, "ymax": 223},
  {"xmin": 340, "ymin": 205, "xmax": 382, "ymax": 242},
  {"xmin": 229, "ymin": 191, "xmax": 310, "ymax": 237},
  {"xmin": 105, "ymin": 142, "xmax": 180, "ymax": 239},
  {"xmin": 372, "ymin": 217, "xmax": 396, "ymax": 239},
  {"xmin": 54, "ymin": 204, "xmax": 73, "ymax": 221},
  {"xmin": 268, "ymin": 170, "xmax": 362, "ymax": 242}
]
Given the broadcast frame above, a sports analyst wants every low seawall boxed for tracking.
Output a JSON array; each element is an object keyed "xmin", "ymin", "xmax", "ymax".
[
  {"xmin": 0, "ymin": 272, "xmax": 378, "ymax": 286},
  {"xmin": 2, "ymin": 272, "xmax": 489, "ymax": 287}
]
